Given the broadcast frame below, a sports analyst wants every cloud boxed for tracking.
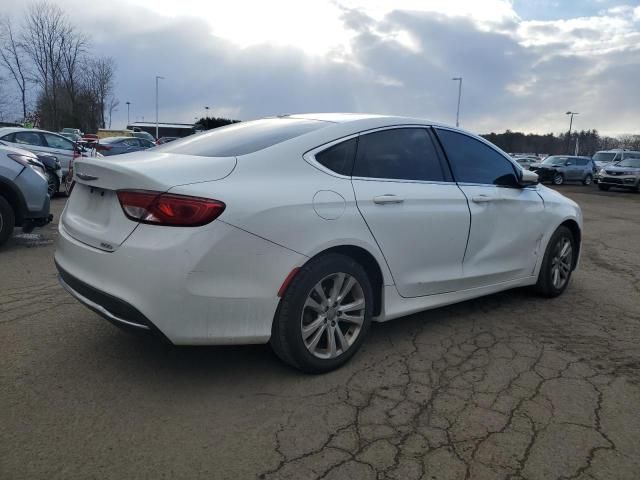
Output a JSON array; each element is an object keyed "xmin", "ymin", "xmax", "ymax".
[{"xmin": 0, "ymin": 0, "xmax": 638, "ymax": 135}]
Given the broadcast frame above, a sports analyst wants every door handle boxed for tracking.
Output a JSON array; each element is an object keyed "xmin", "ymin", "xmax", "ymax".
[
  {"xmin": 471, "ymin": 194, "xmax": 498, "ymax": 203},
  {"xmin": 373, "ymin": 194, "xmax": 404, "ymax": 205}
]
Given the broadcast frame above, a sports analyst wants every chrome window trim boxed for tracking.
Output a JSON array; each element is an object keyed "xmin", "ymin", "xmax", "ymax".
[{"xmin": 304, "ymin": 124, "xmax": 451, "ymax": 182}]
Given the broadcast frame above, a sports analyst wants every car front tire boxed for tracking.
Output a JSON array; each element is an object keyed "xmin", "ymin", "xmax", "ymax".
[
  {"xmin": 47, "ymin": 173, "xmax": 59, "ymax": 197},
  {"xmin": 270, "ymin": 253, "xmax": 374, "ymax": 373},
  {"xmin": 582, "ymin": 174, "xmax": 593, "ymax": 186},
  {"xmin": 535, "ymin": 226, "xmax": 576, "ymax": 297},
  {"xmin": 0, "ymin": 196, "xmax": 16, "ymax": 246},
  {"xmin": 552, "ymin": 173, "xmax": 564, "ymax": 185}
]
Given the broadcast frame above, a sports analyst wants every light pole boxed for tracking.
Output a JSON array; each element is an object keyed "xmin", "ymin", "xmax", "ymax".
[
  {"xmin": 126, "ymin": 101, "xmax": 131, "ymax": 127},
  {"xmin": 452, "ymin": 77, "xmax": 463, "ymax": 127},
  {"xmin": 155, "ymin": 76, "xmax": 165, "ymax": 140},
  {"xmin": 566, "ymin": 111, "xmax": 579, "ymax": 153}
]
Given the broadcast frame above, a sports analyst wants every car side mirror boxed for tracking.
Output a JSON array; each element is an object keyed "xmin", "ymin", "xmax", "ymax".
[{"xmin": 519, "ymin": 169, "xmax": 539, "ymax": 187}]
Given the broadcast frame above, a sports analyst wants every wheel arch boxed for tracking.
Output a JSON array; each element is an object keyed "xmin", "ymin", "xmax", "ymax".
[
  {"xmin": 293, "ymin": 244, "xmax": 386, "ymax": 317},
  {"xmin": 0, "ymin": 177, "xmax": 26, "ymax": 226},
  {"xmin": 559, "ymin": 219, "xmax": 581, "ymax": 269}
]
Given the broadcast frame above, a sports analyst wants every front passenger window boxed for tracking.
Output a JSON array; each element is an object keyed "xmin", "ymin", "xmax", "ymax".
[{"xmin": 435, "ymin": 129, "xmax": 518, "ymax": 187}]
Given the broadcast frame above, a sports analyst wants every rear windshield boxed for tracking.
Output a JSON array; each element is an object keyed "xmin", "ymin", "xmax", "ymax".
[
  {"xmin": 101, "ymin": 137, "xmax": 127, "ymax": 144},
  {"xmin": 592, "ymin": 152, "xmax": 617, "ymax": 163},
  {"xmin": 156, "ymin": 118, "xmax": 328, "ymax": 157}
]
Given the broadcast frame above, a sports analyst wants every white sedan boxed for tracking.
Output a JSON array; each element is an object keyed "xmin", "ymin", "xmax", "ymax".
[{"xmin": 55, "ymin": 113, "xmax": 582, "ymax": 372}]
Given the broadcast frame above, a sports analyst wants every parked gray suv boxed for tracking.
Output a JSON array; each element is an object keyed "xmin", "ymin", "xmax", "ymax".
[
  {"xmin": 530, "ymin": 155, "xmax": 595, "ymax": 185},
  {"xmin": 0, "ymin": 143, "xmax": 52, "ymax": 246}
]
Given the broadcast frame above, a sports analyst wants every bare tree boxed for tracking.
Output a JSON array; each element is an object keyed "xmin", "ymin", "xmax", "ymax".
[
  {"xmin": 107, "ymin": 97, "xmax": 119, "ymax": 128},
  {"xmin": 60, "ymin": 25, "xmax": 88, "ymax": 124},
  {"xmin": 0, "ymin": 16, "xmax": 30, "ymax": 121},
  {"xmin": 22, "ymin": 1, "xmax": 72, "ymax": 130},
  {"xmin": 86, "ymin": 56, "xmax": 116, "ymax": 128}
]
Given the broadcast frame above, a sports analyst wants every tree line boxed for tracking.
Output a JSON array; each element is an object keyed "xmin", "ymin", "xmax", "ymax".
[
  {"xmin": 0, "ymin": 1, "xmax": 116, "ymax": 133},
  {"xmin": 482, "ymin": 129, "xmax": 640, "ymax": 156}
]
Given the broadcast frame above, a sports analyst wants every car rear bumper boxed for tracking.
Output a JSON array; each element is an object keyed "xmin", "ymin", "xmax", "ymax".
[{"xmin": 54, "ymin": 220, "xmax": 306, "ymax": 345}]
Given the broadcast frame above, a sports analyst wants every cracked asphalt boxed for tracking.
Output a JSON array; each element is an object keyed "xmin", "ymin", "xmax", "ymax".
[{"xmin": 1, "ymin": 185, "xmax": 639, "ymax": 480}]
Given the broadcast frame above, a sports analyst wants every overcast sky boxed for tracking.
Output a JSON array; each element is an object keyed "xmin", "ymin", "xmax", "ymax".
[{"xmin": 2, "ymin": 0, "xmax": 639, "ymax": 135}]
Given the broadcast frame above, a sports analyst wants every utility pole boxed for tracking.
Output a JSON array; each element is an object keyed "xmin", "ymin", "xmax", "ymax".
[
  {"xmin": 452, "ymin": 77, "xmax": 463, "ymax": 127},
  {"xmin": 566, "ymin": 111, "xmax": 579, "ymax": 154},
  {"xmin": 155, "ymin": 76, "xmax": 165, "ymax": 140},
  {"xmin": 126, "ymin": 101, "xmax": 131, "ymax": 126}
]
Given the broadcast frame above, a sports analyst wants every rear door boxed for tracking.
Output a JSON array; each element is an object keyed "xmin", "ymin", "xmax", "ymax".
[
  {"xmin": 564, "ymin": 157, "xmax": 580, "ymax": 180},
  {"xmin": 434, "ymin": 128, "xmax": 545, "ymax": 288},
  {"xmin": 352, "ymin": 127, "xmax": 470, "ymax": 297}
]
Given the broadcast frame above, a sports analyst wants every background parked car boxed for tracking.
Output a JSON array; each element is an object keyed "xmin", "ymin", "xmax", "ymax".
[
  {"xmin": 530, "ymin": 155, "xmax": 595, "ymax": 185},
  {"xmin": 131, "ymin": 130, "xmax": 157, "ymax": 143},
  {"xmin": 0, "ymin": 128, "xmax": 85, "ymax": 186},
  {"xmin": 0, "ymin": 143, "xmax": 52, "ymax": 245},
  {"xmin": 598, "ymin": 155, "xmax": 640, "ymax": 192},
  {"xmin": 60, "ymin": 132, "xmax": 82, "ymax": 142},
  {"xmin": 95, "ymin": 136, "xmax": 156, "ymax": 156},
  {"xmin": 157, "ymin": 136, "xmax": 178, "ymax": 145},
  {"xmin": 512, "ymin": 156, "xmax": 538, "ymax": 170}
]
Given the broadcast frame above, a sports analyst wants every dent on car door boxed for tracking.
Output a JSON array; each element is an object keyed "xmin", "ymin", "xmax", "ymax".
[
  {"xmin": 434, "ymin": 128, "xmax": 545, "ymax": 288},
  {"xmin": 351, "ymin": 127, "xmax": 470, "ymax": 297}
]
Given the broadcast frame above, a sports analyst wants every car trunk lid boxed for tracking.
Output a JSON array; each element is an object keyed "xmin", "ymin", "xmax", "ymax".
[{"xmin": 61, "ymin": 152, "xmax": 236, "ymax": 251}]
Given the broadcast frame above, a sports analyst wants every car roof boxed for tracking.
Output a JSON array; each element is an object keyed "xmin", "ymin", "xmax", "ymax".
[
  {"xmin": 0, "ymin": 127, "xmax": 66, "ymax": 136},
  {"xmin": 286, "ymin": 112, "xmax": 447, "ymax": 127}
]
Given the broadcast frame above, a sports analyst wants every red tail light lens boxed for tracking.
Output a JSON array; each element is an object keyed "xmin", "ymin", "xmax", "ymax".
[{"xmin": 117, "ymin": 190, "xmax": 225, "ymax": 227}]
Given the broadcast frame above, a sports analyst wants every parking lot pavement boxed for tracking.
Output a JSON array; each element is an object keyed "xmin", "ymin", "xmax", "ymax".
[{"xmin": 1, "ymin": 186, "xmax": 639, "ymax": 480}]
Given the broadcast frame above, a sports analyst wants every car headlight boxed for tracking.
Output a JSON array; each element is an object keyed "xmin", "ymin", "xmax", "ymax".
[{"xmin": 8, "ymin": 153, "xmax": 48, "ymax": 180}]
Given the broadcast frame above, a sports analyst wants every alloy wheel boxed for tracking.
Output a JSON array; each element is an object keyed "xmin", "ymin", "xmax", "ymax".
[
  {"xmin": 553, "ymin": 174, "xmax": 564, "ymax": 185},
  {"xmin": 550, "ymin": 237, "xmax": 573, "ymax": 289},
  {"xmin": 300, "ymin": 272, "xmax": 365, "ymax": 359},
  {"xmin": 584, "ymin": 175, "xmax": 592, "ymax": 185}
]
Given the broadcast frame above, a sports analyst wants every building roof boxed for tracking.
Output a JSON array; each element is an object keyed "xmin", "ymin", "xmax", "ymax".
[{"xmin": 128, "ymin": 122, "xmax": 195, "ymax": 129}]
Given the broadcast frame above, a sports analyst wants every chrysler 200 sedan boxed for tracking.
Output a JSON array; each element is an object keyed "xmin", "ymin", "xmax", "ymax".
[{"xmin": 55, "ymin": 114, "xmax": 582, "ymax": 372}]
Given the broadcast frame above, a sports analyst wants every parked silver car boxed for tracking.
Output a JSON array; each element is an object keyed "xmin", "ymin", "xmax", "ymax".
[
  {"xmin": 598, "ymin": 156, "xmax": 640, "ymax": 192},
  {"xmin": 530, "ymin": 156, "xmax": 595, "ymax": 185},
  {"xmin": 0, "ymin": 143, "xmax": 52, "ymax": 245},
  {"xmin": 95, "ymin": 136, "xmax": 156, "ymax": 156}
]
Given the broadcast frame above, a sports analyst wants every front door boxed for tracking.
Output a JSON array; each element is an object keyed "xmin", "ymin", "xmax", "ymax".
[
  {"xmin": 434, "ymin": 128, "xmax": 545, "ymax": 288},
  {"xmin": 352, "ymin": 127, "xmax": 470, "ymax": 297}
]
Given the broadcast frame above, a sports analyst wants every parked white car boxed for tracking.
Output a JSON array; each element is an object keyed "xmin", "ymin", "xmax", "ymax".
[
  {"xmin": 55, "ymin": 114, "xmax": 582, "ymax": 372},
  {"xmin": 0, "ymin": 127, "xmax": 100, "ymax": 193}
]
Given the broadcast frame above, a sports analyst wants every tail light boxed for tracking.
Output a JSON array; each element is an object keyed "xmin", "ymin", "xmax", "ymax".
[{"xmin": 116, "ymin": 190, "xmax": 225, "ymax": 227}]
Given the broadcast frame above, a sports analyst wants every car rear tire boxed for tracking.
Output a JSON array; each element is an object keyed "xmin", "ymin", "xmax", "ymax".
[
  {"xmin": 270, "ymin": 253, "xmax": 373, "ymax": 373},
  {"xmin": 0, "ymin": 195, "xmax": 16, "ymax": 246},
  {"xmin": 552, "ymin": 173, "xmax": 564, "ymax": 185},
  {"xmin": 598, "ymin": 184, "xmax": 610, "ymax": 191},
  {"xmin": 583, "ymin": 174, "xmax": 593, "ymax": 186},
  {"xmin": 535, "ymin": 226, "xmax": 576, "ymax": 298}
]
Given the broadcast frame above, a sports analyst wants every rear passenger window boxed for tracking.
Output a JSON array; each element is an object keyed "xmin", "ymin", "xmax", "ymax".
[
  {"xmin": 353, "ymin": 128, "xmax": 445, "ymax": 181},
  {"xmin": 15, "ymin": 131, "xmax": 44, "ymax": 146},
  {"xmin": 315, "ymin": 138, "xmax": 357, "ymax": 176},
  {"xmin": 435, "ymin": 129, "xmax": 518, "ymax": 187}
]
